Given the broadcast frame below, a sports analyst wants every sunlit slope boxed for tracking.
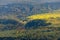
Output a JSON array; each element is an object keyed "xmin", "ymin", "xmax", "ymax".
[
  {"xmin": 27, "ymin": 12, "xmax": 60, "ymax": 20},
  {"xmin": 27, "ymin": 12, "xmax": 60, "ymax": 25}
]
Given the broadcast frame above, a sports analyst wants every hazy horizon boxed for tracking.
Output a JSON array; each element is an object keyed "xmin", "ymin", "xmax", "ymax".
[{"xmin": 0, "ymin": 0, "xmax": 60, "ymax": 5}]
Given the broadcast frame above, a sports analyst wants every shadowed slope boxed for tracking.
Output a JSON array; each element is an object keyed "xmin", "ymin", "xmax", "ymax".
[
  {"xmin": 0, "ymin": 19, "xmax": 23, "ymax": 30},
  {"xmin": 25, "ymin": 19, "xmax": 51, "ymax": 29}
]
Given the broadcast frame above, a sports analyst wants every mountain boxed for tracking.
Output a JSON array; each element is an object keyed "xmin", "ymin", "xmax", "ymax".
[
  {"xmin": 0, "ymin": 2, "xmax": 60, "ymax": 30},
  {"xmin": 0, "ymin": 2, "xmax": 60, "ymax": 20}
]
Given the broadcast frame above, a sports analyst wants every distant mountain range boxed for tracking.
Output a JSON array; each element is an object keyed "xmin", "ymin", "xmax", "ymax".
[
  {"xmin": 0, "ymin": 2, "xmax": 60, "ymax": 30},
  {"xmin": 0, "ymin": 2, "xmax": 60, "ymax": 20}
]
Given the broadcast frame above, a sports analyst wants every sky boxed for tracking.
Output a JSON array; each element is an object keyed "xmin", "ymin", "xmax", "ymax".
[{"xmin": 0, "ymin": 0, "xmax": 60, "ymax": 5}]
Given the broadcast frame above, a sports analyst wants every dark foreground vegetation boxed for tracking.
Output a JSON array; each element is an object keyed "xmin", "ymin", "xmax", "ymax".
[
  {"xmin": 0, "ymin": 19, "xmax": 60, "ymax": 40},
  {"xmin": 0, "ymin": 27, "xmax": 60, "ymax": 40},
  {"xmin": 0, "ymin": 37, "xmax": 60, "ymax": 40}
]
